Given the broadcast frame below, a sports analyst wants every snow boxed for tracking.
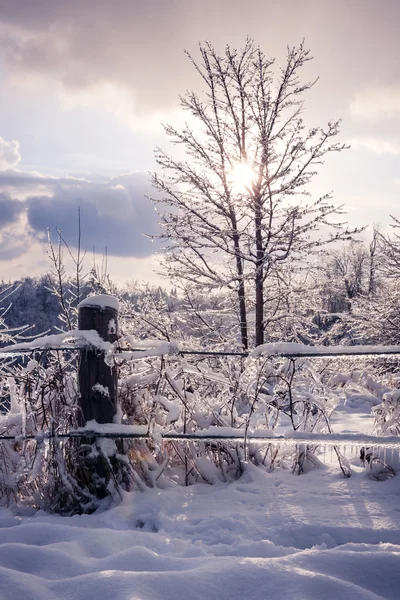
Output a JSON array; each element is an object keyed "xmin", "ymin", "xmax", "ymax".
[
  {"xmin": 251, "ymin": 341, "xmax": 400, "ymax": 358},
  {"xmin": 0, "ymin": 401, "xmax": 400, "ymax": 598},
  {"xmin": 0, "ymin": 330, "xmax": 179, "ymax": 360},
  {"xmin": 0, "ymin": 329, "xmax": 111, "ymax": 353},
  {"xmin": 118, "ymin": 342, "xmax": 179, "ymax": 360},
  {"xmin": 0, "ymin": 460, "xmax": 400, "ymax": 600},
  {"xmin": 108, "ymin": 318, "xmax": 117, "ymax": 335},
  {"xmin": 118, "ymin": 339, "xmax": 181, "ymax": 359},
  {"xmin": 91, "ymin": 383, "xmax": 110, "ymax": 397},
  {"xmin": 155, "ymin": 395, "xmax": 181, "ymax": 425},
  {"xmin": 76, "ymin": 420, "xmax": 149, "ymax": 437},
  {"xmin": 78, "ymin": 294, "xmax": 119, "ymax": 311}
]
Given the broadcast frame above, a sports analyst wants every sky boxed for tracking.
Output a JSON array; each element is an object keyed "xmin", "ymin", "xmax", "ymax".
[{"xmin": 0, "ymin": 0, "xmax": 399, "ymax": 285}]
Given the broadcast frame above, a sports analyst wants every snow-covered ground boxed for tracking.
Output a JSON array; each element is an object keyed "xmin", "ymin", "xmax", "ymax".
[{"xmin": 1, "ymin": 400, "xmax": 400, "ymax": 599}]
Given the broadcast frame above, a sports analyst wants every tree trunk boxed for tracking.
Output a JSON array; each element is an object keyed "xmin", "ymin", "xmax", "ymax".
[
  {"xmin": 230, "ymin": 212, "xmax": 248, "ymax": 350},
  {"xmin": 255, "ymin": 198, "xmax": 264, "ymax": 347}
]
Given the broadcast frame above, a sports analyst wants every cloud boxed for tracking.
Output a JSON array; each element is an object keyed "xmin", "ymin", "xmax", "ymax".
[
  {"xmin": 0, "ymin": 192, "xmax": 24, "ymax": 225},
  {"xmin": 0, "ymin": 167, "xmax": 163, "ymax": 279},
  {"xmin": 350, "ymin": 138, "xmax": 400, "ymax": 155},
  {"xmin": 26, "ymin": 173, "xmax": 159, "ymax": 257},
  {"xmin": 350, "ymin": 85, "xmax": 400, "ymax": 122},
  {"xmin": 0, "ymin": 206, "xmax": 32, "ymax": 260},
  {"xmin": 0, "ymin": 1, "xmax": 193, "ymax": 117},
  {"xmin": 0, "ymin": 169, "xmax": 69, "ymax": 200},
  {"xmin": 0, "ymin": 168, "xmax": 160, "ymax": 258},
  {"xmin": 0, "ymin": 5, "xmax": 201, "ymax": 133},
  {"xmin": 0, "ymin": 228, "xmax": 30, "ymax": 260},
  {"xmin": 0, "ymin": 0, "xmax": 341, "ymax": 124},
  {"xmin": 0, "ymin": 136, "xmax": 21, "ymax": 170},
  {"xmin": 1, "ymin": 0, "xmax": 400, "ymax": 140},
  {"xmin": 0, "ymin": 135, "xmax": 161, "ymax": 259},
  {"xmin": 58, "ymin": 82, "xmax": 180, "ymax": 133},
  {"xmin": 0, "ymin": 236, "xmax": 48, "ymax": 273}
]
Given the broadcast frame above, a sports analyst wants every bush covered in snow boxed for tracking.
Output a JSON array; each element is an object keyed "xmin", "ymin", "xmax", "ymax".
[{"xmin": 0, "ymin": 335, "xmax": 361, "ymax": 513}]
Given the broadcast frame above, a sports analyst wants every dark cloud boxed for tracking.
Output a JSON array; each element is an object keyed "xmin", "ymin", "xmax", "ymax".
[
  {"xmin": 1, "ymin": 0, "xmax": 399, "ymax": 122},
  {"xmin": 0, "ymin": 170, "xmax": 119, "ymax": 200},
  {"xmin": 0, "ymin": 192, "xmax": 23, "ymax": 226},
  {"xmin": 25, "ymin": 172, "xmax": 160, "ymax": 257},
  {"xmin": 0, "ymin": 132, "xmax": 161, "ymax": 259},
  {"xmin": 0, "ymin": 170, "xmax": 73, "ymax": 193},
  {"xmin": 0, "ymin": 0, "xmax": 192, "ymax": 114}
]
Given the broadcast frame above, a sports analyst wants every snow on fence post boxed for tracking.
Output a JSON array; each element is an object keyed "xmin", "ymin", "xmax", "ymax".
[{"xmin": 78, "ymin": 295, "xmax": 119, "ymax": 425}]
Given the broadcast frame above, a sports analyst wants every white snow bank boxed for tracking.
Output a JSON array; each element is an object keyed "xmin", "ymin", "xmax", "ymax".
[
  {"xmin": 78, "ymin": 295, "xmax": 119, "ymax": 311},
  {"xmin": 1, "ymin": 463, "xmax": 400, "ymax": 599}
]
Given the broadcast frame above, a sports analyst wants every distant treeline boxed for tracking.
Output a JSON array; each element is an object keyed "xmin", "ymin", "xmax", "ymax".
[{"xmin": 0, "ymin": 276, "xmax": 175, "ymax": 338}]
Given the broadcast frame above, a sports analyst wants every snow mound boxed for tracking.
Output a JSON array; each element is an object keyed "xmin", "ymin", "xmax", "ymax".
[{"xmin": 1, "ymin": 462, "xmax": 400, "ymax": 599}]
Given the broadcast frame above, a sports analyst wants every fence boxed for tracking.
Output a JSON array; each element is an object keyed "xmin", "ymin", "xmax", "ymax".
[{"xmin": 1, "ymin": 293, "xmax": 400, "ymax": 479}]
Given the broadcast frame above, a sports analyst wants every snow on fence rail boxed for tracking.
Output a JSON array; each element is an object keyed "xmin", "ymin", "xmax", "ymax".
[
  {"xmin": 1, "ymin": 426, "xmax": 400, "ymax": 449},
  {"xmin": 3, "ymin": 337, "xmax": 400, "ymax": 359}
]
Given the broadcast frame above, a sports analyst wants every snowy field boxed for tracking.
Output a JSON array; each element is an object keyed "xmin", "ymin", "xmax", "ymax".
[{"xmin": 1, "ymin": 402, "xmax": 400, "ymax": 599}]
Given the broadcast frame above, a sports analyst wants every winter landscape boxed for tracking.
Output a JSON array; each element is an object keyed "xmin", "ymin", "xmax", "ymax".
[{"xmin": 1, "ymin": 1, "xmax": 400, "ymax": 598}]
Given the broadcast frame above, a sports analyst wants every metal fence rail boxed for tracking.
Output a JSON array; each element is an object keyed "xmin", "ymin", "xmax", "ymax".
[
  {"xmin": 1, "ymin": 430, "xmax": 400, "ymax": 449},
  {"xmin": 1, "ymin": 304, "xmax": 400, "ymax": 461},
  {"xmin": 2, "ymin": 345, "xmax": 400, "ymax": 358}
]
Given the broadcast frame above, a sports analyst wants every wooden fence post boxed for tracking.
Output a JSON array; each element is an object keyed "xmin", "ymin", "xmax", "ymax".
[{"xmin": 78, "ymin": 295, "xmax": 119, "ymax": 425}]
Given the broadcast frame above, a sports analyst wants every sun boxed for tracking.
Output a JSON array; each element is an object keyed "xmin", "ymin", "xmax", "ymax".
[{"xmin": 229, "ymin": 161, "xmax": 255, "ymax": 193}]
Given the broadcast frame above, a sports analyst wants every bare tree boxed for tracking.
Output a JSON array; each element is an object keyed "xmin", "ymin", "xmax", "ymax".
[
  {"xmin": 377, "ymin": 215, "xmax": 400, "ymax": 277},
  {"xmin": 367, "ymin": 226, "xmax": 380, "ymax": 295},
  {"xmin": 46, "ymin": 209, "xmax": 87, "ymax": 331},
  {"xmin": 321, "ymin": 240, "xmax": 371, "ymax": 314},
  {"xmin": 152, "ymin": 39, "xmax": 359, "ymax": 349}
]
